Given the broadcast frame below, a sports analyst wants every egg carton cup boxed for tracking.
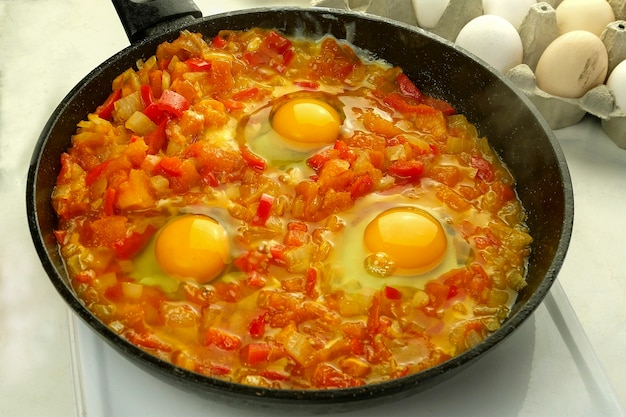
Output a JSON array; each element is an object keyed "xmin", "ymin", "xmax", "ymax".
[{"xmin": 409, "ymin": 0, "xmax": 626, "ymax": 148}]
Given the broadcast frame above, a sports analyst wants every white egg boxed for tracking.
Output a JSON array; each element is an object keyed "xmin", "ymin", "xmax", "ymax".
[
  {"xmin": 482, "ymin": 0, "xmax": 537, "ymax": 29},
  {"xmin": 535, "ymin": 30, "xmax": 609, "ymax": 98},
  {"xmin": 606, "ymin": 60, "xmax": 626, "ymax": 111},
  {"xmin": 412, "ymin": 0, "xmax": 451, "ymax": 29},
  {"xmin": 556, "ymin": 0, "xmax": 616, "ymax": 36},
  {"xmin": 455, "ymin": 15, "xmax": 524, "ymax": 74}
]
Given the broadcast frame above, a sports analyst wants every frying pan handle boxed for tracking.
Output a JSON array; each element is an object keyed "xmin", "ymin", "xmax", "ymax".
[{"xmin": 111, "ymin": 0, "xmax": 203, "ymax": 43}]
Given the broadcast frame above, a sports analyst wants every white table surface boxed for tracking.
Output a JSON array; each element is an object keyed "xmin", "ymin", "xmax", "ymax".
[{"xmin": 1, "ymin": 1, "xmax": 625, "ymax": 416}]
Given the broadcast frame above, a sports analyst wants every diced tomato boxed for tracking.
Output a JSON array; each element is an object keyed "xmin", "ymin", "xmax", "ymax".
[
  {"xmin": 103, "ymin": 188, "xmax": 116, "ymax": 216},
  {"xmin": 293, "ymin": 80, "xmax": 319, "ymax": 90},
  {"xmin": 240, "ymin": 342, "xmax": 272, "ymax": 365},
  {"xmin": 183, "ymin": 283, "xmax": 214, "ymax": 306},
  {"xmin": 112, "ymin": 225, "xmax": 157, "ymax": 260},
  {"xmin": 270, "ymin": 244, "xmax": 287, "ymax": 265},
  {"xmin": 246, "ymin": 271, "xmax": 266, "ymax": 288},
  {"xmin": 425, "ymin": 281, "xmax": 451, "ymax": 309},
  {"xmin": 334, "ymin": 140, "xmax": 355, "ymax": 162},
  {"xmin": 251, "ymin": 193, "xmax": 274, "ymax": 226},
  {"xmin": 233, "ymin": 250, "xmax": 269, "ymax": 273},
  {"xmin": 312, "ymin": 363, "xmax": 365, "ymax": 388},
  {"xmin": 158, "ymin": 156, "xmax": 183, "ymax": 177},
  {"xmin": 125, "ymin": 329, "xmax": 172, "ymax": 352},
  {"xmin": 388, "ymin": 160, "xmax": 425, "ymax": 180},
  {"xmin": 260, "ymin": 370, "xmax": 290, "ymax": 381},
  {"xmin": 203, "ymin": 328, "xmax": 242, "ymax": 351},
  {"xmin": 53, "ymin": 230, "xmax": 68, "ymax": 245},
  {"xmin": 350, "ymin": 174, "xmax": 375, "ymax": 199},
  {"xmin": 96, "ymin": 89, "xmax": 121, "ymax": 120},
  {"xmin": 214, "ymin": 281, "xmax": 242, "ymax": 303},
  {"xmin": 305, "ymin": 267, "xmax": 318, "ymax": 299},
  {"xmin": 148, "ymin": 70, "xmax": 163, "ymax": 99},
  {"xmin": 284, "ymin": 229, "xmax": 309, "ymax": 247},
  {"xmin": 241, "ymin": 145, "xmax": 266, "ymax": 171},
  {"xmin": 249, "ymin": 312, "xmax": 267, "ymax": 339}
]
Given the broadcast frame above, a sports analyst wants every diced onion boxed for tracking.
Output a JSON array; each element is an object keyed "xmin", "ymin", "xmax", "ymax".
[
  {"xmin": 122, "ymin": 281, "xmax": 144, "ymax": 299},
  {"xmin": 125, "ymin": 111, "xmax": 157, "ymax": 135}
]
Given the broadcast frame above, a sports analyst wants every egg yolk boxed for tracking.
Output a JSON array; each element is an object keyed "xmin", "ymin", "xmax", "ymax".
[
  {"xmin": 154, "ymin": 215, "xmax": 229, "ymax": 284},
  {"xmin": 271, "ymin": 98, "xmax": 341, "ymax": 148},
  {"xmin": 364, "ymin": 208, "xmax": 447, "ymax": 272}
]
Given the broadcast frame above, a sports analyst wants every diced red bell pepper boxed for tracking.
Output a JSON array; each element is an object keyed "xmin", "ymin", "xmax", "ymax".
[
  {"xmin": 470, "ymin": 155, "xmax": 495, "ymax": 182},
  {"xmin": 186, "ymin": 57, "xmax": 212, "ymax": 72},
  {"xmin": 306, "ymin": 148, "xmax": 334, "ymax": 170},
  {"xmin": 157, "ymin": 89, "xmax": 190, "ymax": 118},
  {"xmin": 251, "ymin": 193, "xmax": 274, "ymax": 226},
  {"xmin": 396, "ymin": 73, "xmax": 423, "ymax": 101},
  {"xmin": 384, "ymin": 285, "xmax": 402, "ymax": 300},
  {"xmin": 140, "ymin": 84, "xmax": 154, "ymax": 107},
  {"xmin": 211, "ymin": 35, "xmax": 227, "ymax": 48},
  {"xmin": 232, "ymin": 86, "xmax": 259, "ymax": 101},
  {"xmin": 145, "ymin": 119, "xmax": 168, "ymax": 155},
  {"xmin": 264, "ymin": 31, "xmax": 292, "ymax": 55},
  {"xmin": 112, "ymin": 225, "xmax": 156, "ymax": 260},
  {"xmin": 241, "ymin": 145, "xmax": 266, "ymax": 171},
  {"xmin": 96, "ymin": 89, "xmax": 122, "ymax": 120}
]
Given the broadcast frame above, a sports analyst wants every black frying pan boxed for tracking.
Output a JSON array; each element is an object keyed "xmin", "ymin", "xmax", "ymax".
[{"xmin": 26, "ymin": 1, "xmax": 574, "ymax": 413}]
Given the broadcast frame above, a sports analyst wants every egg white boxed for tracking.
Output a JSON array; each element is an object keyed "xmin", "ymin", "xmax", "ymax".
[{"xmin": 327, "ymin": 190, "xmax": 472, "ymax": 294}]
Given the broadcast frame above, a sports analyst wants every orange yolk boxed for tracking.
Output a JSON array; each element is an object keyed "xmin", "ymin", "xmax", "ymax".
[
  {"xmin": 364, "ymin": 208, "xmax": 447, "ymax": 272},
  {"xmin": 271, "ymin": 98, "xmax": 341, "ymax": 148},
  {"xmin": 154, "ymin": 215, "xmax": 229, "ymax": 284}
]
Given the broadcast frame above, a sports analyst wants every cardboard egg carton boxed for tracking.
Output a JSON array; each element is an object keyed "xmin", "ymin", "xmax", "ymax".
[{"xmin": 416, "ymin": 0, "xmax": 626, "ymax": 148}]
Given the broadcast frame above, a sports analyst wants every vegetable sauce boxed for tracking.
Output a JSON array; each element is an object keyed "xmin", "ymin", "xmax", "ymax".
[{"xmin": 52, "ymin": 28, "xmax": 532, "ymax": 389}]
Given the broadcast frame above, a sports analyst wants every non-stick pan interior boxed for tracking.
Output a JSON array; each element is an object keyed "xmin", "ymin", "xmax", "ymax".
[{"xmin": 27, "ymin": 7, "xmax": 573, "ymax": 412}]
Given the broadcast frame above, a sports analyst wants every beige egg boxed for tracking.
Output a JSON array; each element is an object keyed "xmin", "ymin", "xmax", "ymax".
[
  {"xmin": 535, "ymin": 30, "xmax": 608, "ymax": 98},
  {"xmin": 556, "ymin": 0, "xmax": 616, "ymax": 36}
]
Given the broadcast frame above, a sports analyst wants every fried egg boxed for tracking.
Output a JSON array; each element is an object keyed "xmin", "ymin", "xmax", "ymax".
[
  {"xmin": 241, "ymin": 94, "xmax": 343, "ymax": 164},
  {"xmin": 130, "ymin": 206, "xmax": 244, "ymax": 291},
  {"xmin": 329, "ymin": 189, "xmax": 471, "ymax": 293}
]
